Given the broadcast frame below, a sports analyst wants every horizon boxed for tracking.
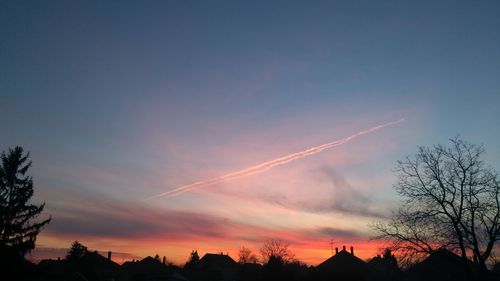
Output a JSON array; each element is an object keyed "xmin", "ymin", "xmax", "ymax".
[
  {"xmin": 1, "ymin": 0, "xmax": 499, "ymax": 268},
  {"xmin": 28, "ymin": 243, "xmax": 368, "ymax": 266}
]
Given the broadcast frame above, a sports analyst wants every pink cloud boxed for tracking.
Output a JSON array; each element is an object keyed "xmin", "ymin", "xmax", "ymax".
[{"xmin": 35, "ymin": 193, "xmax": 383, "ymax": 265}]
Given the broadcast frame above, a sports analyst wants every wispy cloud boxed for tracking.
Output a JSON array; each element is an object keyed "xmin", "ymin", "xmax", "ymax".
[
  {"xmin": 47, "ymin": 198, "xmax": 366, "ymax": 242},
  {"xmin": 46, "ymin": 201, "xmax": 234, "ymax": 240},
  {"xmin": 290, "ymin": 167, "xmax": 389, "ymax": 218},
  {"xmin": 38, "ymin": 194, "xmax": 377, "ymax": 264},
  {"xmin": 316, "ymin": 227, "xmax": 364, "ymax": 239},
  {"xmin": 195, "ymin": 165, "xmax": 390, "ymax": 219},
  {"xmin": 146, "ymin": 118, "xmax": 404, "ymax": 199}
]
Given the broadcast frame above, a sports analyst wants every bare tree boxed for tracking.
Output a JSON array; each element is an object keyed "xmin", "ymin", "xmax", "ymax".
[
  {"xmin": 373, "ymin": 137, "xmax": 500, "ymax": 272},
  {"xmin": 238, "ymin": 246, "xmax": 258, "ymax": 264},
  {"xmin": 260, "ymin": 239, "xmax": 295, "ymax": 264}
]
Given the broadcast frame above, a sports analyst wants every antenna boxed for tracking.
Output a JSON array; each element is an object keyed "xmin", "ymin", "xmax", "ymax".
[{"xmin": 330, "ymin": 239, "xmax": 334, "ymax": 254}]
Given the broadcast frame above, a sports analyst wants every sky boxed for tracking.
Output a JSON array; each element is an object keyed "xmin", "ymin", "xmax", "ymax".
[{"xmin": 1, "ymin": 0, "xmax": 499, "ymax": 265}]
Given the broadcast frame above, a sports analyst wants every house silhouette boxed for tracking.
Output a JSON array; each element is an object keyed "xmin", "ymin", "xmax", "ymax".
[
  {"xmin": 122, "ymin": 256, "xmax": 173, "ymax": 281},
  {"xmin": 186, "ymin": 252, "xmax": 238, "ymax": 281},
  {"xmin": 198, "ymin": 253, "xmax": 238, "ymax": 269},
  {"xmin": 37, "ymin": 250, "xmax": 130, "ymax": 281},
  {"xmin": 315, "ymin": 246, "xmax": 369, "ymax": 281},
  {"xmin": 9, "ymin": 244, "xmax": 500, "ymax": 281},
  {"xmin": 405, "ymin": 249, "xmax": 477, "ymax": 281}
]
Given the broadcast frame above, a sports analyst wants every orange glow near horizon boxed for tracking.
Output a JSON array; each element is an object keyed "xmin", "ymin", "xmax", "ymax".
[{"xmin": 32, "ymin": 232, "xmax": 387, "ymax": 266}]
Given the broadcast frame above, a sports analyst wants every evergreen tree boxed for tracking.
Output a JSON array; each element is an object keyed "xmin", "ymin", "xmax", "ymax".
[
  {"xmin": 188, "ymin": 250, "xmax": 199, "ymax": 263},
  {"xmin": 0, "ymin": 146, "xmax": 51, "ymax": 257},
  {"xmin": 382, "ymin": 248, "xmax": 398, "ymax": 269},
  {"xmin": 184, "ymin": 250, "xmax": 200, "ymax": 269},
  {"xmin": 66, "ymin": 241, "xmax": 87, "ymax": 261}
]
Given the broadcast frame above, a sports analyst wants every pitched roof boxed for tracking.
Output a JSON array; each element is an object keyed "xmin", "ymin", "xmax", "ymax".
[
  {"xmin": 317, "ymin": 249, "xmax": 367, "ymax": 270},
  {"xmin": 79, "ymin": 251, "xmax": 121, "ymax": 272},
  {"xmin": 406, "ymin": 249, "xmax": 474, "ymax": 281},
  {"xmin": 122, "ymin": 256, "xmax": 171, "ymax": 276},
  {"xmin": 37, "ymin": 252, "xmax": 128, "ymax": 281},
  {"xmin": 198, "ymin": 253, "xmax": 237, "ymax": 269}
]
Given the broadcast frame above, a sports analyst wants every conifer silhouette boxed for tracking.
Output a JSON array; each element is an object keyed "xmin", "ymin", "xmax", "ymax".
[{"xmin": 0, "ymin": 146, "xmax": 51, "ymax": 257}]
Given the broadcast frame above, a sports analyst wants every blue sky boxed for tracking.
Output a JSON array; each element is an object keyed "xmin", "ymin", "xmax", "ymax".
[{"xmin": 1, "ymin": 0, "xmax": 499, "ymax": 264}]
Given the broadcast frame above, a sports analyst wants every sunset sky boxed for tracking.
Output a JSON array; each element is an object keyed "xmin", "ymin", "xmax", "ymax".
[{"xmin": 1, "ymin": 1, "xmax": 499, "ymax": 265}]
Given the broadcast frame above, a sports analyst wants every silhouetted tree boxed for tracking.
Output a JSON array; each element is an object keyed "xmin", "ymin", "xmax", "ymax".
[
  {"xmin": 260, "ymin": 239, "xmax": 295, "ymax": 264},
  {"xmin": 66, "ymin": 241, "xmax": 87, "ymax": 261},
  {"xmin": 184, "ymin": 249, "xmax": 199, "ymax": 269},
  {"xmin": 262, "ymin": 255, "xmax": 284, "ymax": 281},
  {"xmin": 368, "ymin": 248, "xmax": 401, "ymax": 281},
  {"xmin": 373, "ymin": 137, "xmax": 500, "ymax": 273},
  {"xmin": 382, "ymin": 248, "xmax": 398, "ymax": 269},
  {"xmin": 0, "ymin": 146, "xmax": 51, "ymax": 257},
  {"xmin": 238, "ymin": 246, "xmax": 258, "ymax": 264},
  {"xmin": 189, "ymin": 250, "xmax": 199, "ymax": 262}
]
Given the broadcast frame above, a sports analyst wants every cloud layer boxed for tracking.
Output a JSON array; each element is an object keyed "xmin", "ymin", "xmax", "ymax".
[{"xmin": 37, "ymin": 192, "xmax": 377, "ymax": 265}]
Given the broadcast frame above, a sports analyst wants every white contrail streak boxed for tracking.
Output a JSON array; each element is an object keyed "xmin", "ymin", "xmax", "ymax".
[{"xmin": 145, "ymin": 118, "xmax": 405, "ymax": 200}]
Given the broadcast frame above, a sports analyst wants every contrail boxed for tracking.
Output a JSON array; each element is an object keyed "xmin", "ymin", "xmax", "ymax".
[{"xmin": 145, "ymin": 118, "xmax": 405, "ymax": 200}]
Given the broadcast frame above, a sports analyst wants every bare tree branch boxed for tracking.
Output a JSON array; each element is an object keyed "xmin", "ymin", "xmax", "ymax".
[{"xmin": 372, "ymin": 137, "xmax": 499, "ymax": 272}]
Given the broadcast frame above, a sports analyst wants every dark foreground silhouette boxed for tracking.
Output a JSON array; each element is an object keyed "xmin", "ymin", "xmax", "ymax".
[{"xmin": 3, "ymin": 246, "xmax": 500, "ymax": 281}]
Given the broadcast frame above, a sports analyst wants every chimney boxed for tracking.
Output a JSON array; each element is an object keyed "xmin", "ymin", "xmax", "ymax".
[
  {"xmin": 163, "ymin": 256, "xmax": 166, "ymax": 264},
  {"xmin": 108, "ymin": 251, "xmax": 112, "ymax": 260},
  {"xmin": 350, "ymin": 246, "xmax": 354, "ymax": 255},
  {"xmin": 342, "ymin": 245, "xmax": 346, "ymax": 251},
  {"xmin": 335, "ymin": 247, "xmax": 338, "ymax": 254}
]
